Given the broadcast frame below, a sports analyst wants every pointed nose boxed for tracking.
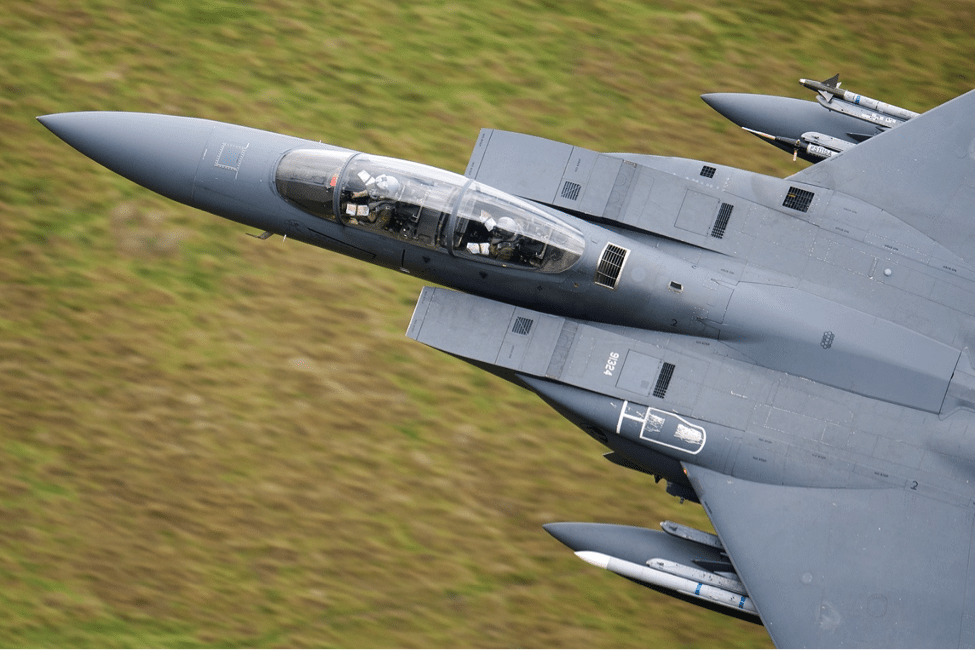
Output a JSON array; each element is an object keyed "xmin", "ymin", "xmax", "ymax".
[
  {"xmin": 543, "ymin": 522, "xmax": 642, "ymax": 555},
  {"xmin": 700, "ymin": 93, "xmax": 787, "ymax": 132},
  {"xmin": 38, "ymin": 112, "xmax": 213, "ymax": 204}
]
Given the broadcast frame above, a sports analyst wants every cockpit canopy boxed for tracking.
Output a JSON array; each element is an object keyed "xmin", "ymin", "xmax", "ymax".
[
  {"xmin": 275, "ymin": 149, "xmax": 585, "ymax": 273},
  {"xmin": 450, "ymin": 181, "xmax": 585, "ymax": 273},
  {"xmin": 274, "ymin": 148, "xmax": 352, "ymax": 220}
]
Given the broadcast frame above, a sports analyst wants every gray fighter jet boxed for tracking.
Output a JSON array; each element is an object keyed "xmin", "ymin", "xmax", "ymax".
[{"xmin": 38, "ymin": 77, "xmax": 975, "ymax": 647}]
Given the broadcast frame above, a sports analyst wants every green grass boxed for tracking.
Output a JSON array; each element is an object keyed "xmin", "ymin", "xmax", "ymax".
[{"xmin": 4, "ymin": 0, "xmax": 975, "ymax": 646}]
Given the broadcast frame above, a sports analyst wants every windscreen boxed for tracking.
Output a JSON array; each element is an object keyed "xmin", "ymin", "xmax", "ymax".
[{"xmin": 275, "ymin": 149, "xmax": 353, "ymax": 220}]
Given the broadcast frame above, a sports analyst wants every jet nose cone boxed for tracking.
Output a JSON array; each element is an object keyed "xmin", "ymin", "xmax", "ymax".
[
  {"xmin": 38, "ymin": 112, "xmax": 213, "ymax": 204},
  {"xmin": 700, "ymin": 92, "xmax": 773, "ymax": 130},
  {"xmin": 699, "ymin": 92, "xmax": 726, "ymax": 112},
  {"xmin": 544, "ymin": 522, "xmax": 613, "ymax": 552}
]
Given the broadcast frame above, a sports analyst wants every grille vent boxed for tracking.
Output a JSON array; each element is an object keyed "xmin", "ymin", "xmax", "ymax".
[
  {"xmin": 700, "ymin": 165, "xmax": 716, "ymax": 179},
  {"xmin": 783, "ymin": 187, "xmax": 815, "ymax": 213},
  {"xmin": 653, "ymin": 362, "xmax": 676, "ymax": 399},
  {"xmin": 512, "ymin": 316, "xmax": 533, "ymax": 336},
  {"xmin": 710, "ymin": 203, "xmax": 733, "ymax": 239},
  {"xmin": 561, "ymin": 181, "xmax": 582, "ymax": 201},
  {"xmin": 594, "ymin": 243, "xmax": 629, "ymax": 289}
]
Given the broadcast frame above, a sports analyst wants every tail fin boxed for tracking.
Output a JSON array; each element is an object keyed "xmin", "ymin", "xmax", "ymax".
[{"xmin": 789, "ymin": 88, "xmax": 975, "ymax": 264}]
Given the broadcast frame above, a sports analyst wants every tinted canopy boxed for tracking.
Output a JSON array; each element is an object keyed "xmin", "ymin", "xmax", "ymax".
[{"xmin": 275, "ymin": 149, "xmax": 585, "ymax": 272}]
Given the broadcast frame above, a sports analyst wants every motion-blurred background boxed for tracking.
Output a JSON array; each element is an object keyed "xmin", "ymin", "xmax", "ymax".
[{"xmin": 3, "ymin": 0, "xmax": 973, "ymax": 646}]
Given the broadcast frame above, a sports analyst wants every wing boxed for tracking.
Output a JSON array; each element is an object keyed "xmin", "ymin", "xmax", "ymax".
[
  {"xmin": 407, "ymin": 287, "xmax": 975, "ymax": 647},
  {"xmin": 789, "ymin": 88, "xmax": 975, "ymax": 265},
  {"xmin": 685, "ymin": 463, "xmax": 975, "ymax": 648}
]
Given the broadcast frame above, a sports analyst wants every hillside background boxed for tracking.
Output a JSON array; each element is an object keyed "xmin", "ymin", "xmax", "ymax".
[{"xmin": 3, "ymin": 0, "xmax": 974, "ymax": 646}]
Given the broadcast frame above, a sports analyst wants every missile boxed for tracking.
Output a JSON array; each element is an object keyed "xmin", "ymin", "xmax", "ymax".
[
  {"xmin": 647, "ymin": 558, "xmax": 747, "ymax": 596},
  {"xmin": 742, "ymin": 128, "xmax": 853, "ymax": 160},
  {"xmin": 800, "ymin": 75, "xmax": 918, "ymax": 127},
  {"xmin": 660, "ymin": 520, "xmax": 724, "ymax": 551},
  {"xmin": 575, "ymin": 550, "xmax": 758, "ymax": 614},
  {"xmin": 544, "ymin": 521, "xmax": 762, "ymax": 622}
]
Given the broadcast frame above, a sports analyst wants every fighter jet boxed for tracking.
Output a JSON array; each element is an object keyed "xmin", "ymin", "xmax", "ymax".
[
  {"xmin": 38, "ymin": 77, "xmax": 975, "ymax": 647},
  {"xmin": 704, "ymin": 75, "xmax": 920, "ymax": 162}
]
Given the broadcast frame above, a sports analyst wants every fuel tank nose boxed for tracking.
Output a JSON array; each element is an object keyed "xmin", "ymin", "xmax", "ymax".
[{"xmin": 38, "ymin": 111, "xmax": 212, "ymax": 204}]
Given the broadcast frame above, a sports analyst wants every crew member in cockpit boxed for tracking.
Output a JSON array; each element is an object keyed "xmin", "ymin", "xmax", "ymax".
[
  {"xmin": 346, "ymin": 171, "xmax": 403, "ymax": 228},
  {"xmin": 367, "ymin": 174, "xmax": 402, "ymax": 230},
  {"xmin": 370, "ymin": 174, "xmax": 401, "ymax": 200},
  {"xmin": 350, "ymin": 172, "xmax": 402, "ymax": 201},
  {"xmin": 489, "ymin": 216, "xmax": 519, "ymax": 262}
]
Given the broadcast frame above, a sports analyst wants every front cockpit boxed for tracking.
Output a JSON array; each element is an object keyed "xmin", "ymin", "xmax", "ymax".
[
  {"xmin": 275, "ymin": 149, "xmax": 585, "ymax": 273},
  {"xmin": 339, "ymin": 154, "xmax": 463, "ymax": 251}
]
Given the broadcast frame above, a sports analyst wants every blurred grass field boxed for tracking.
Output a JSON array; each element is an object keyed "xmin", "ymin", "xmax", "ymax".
[{"xmin": 3, "ymin": 0, "xmax": 975, "ymax": 646}]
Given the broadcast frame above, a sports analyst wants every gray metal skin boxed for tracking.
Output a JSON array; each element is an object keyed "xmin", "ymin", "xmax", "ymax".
[{"xmin": 37, "ymin": 86, "xmax": 975, "ymax": 648}]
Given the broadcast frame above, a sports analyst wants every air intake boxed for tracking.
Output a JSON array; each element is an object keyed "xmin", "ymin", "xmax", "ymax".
[{"xmin": 594, "ymin": 243, "xmax": 629, "ymax": 289}]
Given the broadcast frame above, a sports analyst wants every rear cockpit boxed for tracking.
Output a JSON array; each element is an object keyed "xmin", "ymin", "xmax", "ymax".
[
  {"xmin": 452, "ymin": 182, "xmax": 585, "ymax": 273},
  {"xmin": 275, "ymin": 149, "xmax": 585, "ymax": 272}
]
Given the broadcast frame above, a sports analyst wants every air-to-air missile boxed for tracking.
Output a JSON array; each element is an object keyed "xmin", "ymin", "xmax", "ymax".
[
  {"xmin": 799, "ymin": 75, "xmax": 919, "ymax": 127},
  {"xmin": 544, "ymin": 520, "xmax": 758, "ymax": 620},
  {"xmin": 703, "ymin": 75, "xmax": 919, "ymax": 162},
  {"xmin": 741, "ymin": 127, "xmax": 854, "ymax": 160}
]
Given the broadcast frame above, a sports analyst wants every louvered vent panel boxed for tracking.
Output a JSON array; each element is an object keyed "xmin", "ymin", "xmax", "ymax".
[
  {"xmin": 710, "ymin": 203, "xmax": 733, "ymax": 239},
  {"xmin": 653, "ymin": 362, "xmax": 676, "ymax": 399},
  {"xmin": 512, "ymin": 316, "xmax": 533, "ymax": 336},
  {"xmin": 561, "ymin": 181, "xmax": 582, "ymax": 201},
  {"xmin": 783, "ymin": 187, "xmax": 814, "ymax": 212},
  {"xmin": 594, "ymin": 244, "xmax": 629, "ymax": 289}
]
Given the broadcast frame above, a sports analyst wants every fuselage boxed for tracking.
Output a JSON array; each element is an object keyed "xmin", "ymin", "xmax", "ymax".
[{"xmin": 39, "ymin": 110, "xmax": 975, "ymax": 491}]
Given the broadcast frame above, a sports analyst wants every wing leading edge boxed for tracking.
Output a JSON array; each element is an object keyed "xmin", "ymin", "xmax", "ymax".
[{"xmin": 685, "ymin": 463, "xmax": 975, "ymax": 648}]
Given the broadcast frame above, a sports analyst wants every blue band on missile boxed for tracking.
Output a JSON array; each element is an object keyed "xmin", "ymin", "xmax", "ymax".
[
  {"xmin": 739, "ymin": 596, "xmax": 746, "ymax": 609},
  {"xmin": 695, "ymin": 583, "xmax": 702, "ymax": 595}
]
